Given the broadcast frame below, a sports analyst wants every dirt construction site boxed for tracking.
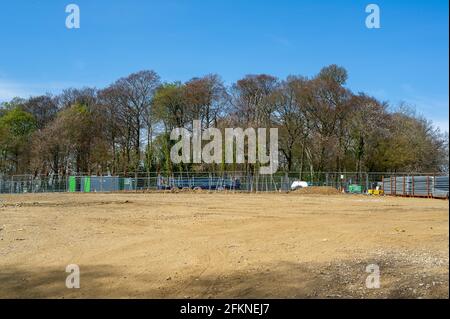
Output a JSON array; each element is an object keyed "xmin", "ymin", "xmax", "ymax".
[{"xmin": 0, "ymin": 190, "xmax": 448, "ymax": 299}]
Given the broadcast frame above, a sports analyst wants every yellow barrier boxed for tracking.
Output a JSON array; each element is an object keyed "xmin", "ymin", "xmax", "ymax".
[{"xmin": 368, "ymin": 189, "xmax": 384, "ymax": 195}]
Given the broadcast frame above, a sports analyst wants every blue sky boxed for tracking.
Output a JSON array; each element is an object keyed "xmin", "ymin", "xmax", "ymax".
[{"xmin": 0, "ymin": 0, "xmax": 448, "ymax": 132}]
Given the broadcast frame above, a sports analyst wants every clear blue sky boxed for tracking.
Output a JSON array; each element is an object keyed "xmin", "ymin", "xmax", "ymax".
[{"xmin": 0, "ymin": 0, "xmax": 448, "ymax": 132}]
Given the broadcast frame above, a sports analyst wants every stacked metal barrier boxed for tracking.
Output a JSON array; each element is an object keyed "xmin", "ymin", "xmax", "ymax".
[
  {"xmin": 383, "ymin": 175, "xmax": 449, "ymax": 198},
  {"xmin": 433, "ymin": 176, "xmax": 450, "ymax": 198}
]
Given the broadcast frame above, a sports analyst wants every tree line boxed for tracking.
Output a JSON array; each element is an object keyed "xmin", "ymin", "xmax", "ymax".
[{"xmin": 0, "ymin": 65, "xmax": 448, "ymax": 177}]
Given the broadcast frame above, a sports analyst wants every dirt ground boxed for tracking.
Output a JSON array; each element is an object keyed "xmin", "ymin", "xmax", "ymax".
[{"xmin": 0, "ymin": 192, "xmax": 448, "ymax": 299}]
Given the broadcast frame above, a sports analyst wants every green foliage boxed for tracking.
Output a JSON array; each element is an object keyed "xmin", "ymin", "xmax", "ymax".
[
  {"xmin": 0, "ymin": 107, "xmax": 37, "ymax": 137},
  {"xmin": 0, "ymin": 107, "xmax": 37, "ymax": 173}
]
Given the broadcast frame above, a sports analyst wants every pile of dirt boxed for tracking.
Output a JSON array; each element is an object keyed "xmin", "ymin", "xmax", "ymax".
[
  {"xmin": 168, "ymin": 187, "xmax": 209, "ymax": 193},
  {"xmin": 291, "ymin": 186, "xmax": 342, "ymax": 195}
]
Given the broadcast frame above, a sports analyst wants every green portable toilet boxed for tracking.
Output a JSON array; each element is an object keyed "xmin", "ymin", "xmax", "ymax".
[
  {"xmin": 82, "ymin": 176, "xmax": 91, "ymax": 192},
  {"xmin": 68, "ymin": 176, "xmax": 76, "ymax": 192}
]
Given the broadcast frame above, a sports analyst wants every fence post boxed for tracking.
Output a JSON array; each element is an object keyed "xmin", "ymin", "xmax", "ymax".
[
  {"xmin": 390, "ymin": 176, "xmax": 393, "ymax": 196},
  {"xmin": 402, "ymin": 174, "xmax": 405, "ymax": 196},
  {"xmin": 365, "ymin": 173, "xmax": 369, "ymax": 193},
  {"xmin": 393, "ymin": 175, "xmax": 396, "ymax": 196}
]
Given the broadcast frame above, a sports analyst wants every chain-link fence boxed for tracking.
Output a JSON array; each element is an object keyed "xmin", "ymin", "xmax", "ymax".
[{"xmin": 0, "ymin": 172, "xmax": 448, "ymax": 197}]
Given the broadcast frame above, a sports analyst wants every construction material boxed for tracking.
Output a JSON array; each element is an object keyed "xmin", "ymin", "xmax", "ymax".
[
  {"xmin": 383, "ymin": 175, "xmax": 449, "ymax": 199},
  {"xmin": 368, "ymin": 189, "xmax": 384, "ymax": 195},
  {"xmin": 157, "ymin": 176, "xmax": 241, "ymax": 190},
  {"xmin": 348, "ymin": 184, "xmax": 363, "ymax": 194},
  {"xmin": 290, "ymin": 181, "xmax": 308, "ymax": 190}
]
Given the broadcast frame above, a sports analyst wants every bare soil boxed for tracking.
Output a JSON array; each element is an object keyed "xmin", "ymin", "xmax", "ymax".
[
  {"xmin": 292, "ymin": 186, "xmax": 343, "ymax": 195},
  {"xmin": 0, "ymin": 192, "xmax": 448, "ymax": 298}
]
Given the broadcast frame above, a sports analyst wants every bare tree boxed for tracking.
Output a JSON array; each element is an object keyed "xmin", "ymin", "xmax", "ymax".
[{"xmin": 108, "ymin": 71, "xmax": 161, "ymax": 171}]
